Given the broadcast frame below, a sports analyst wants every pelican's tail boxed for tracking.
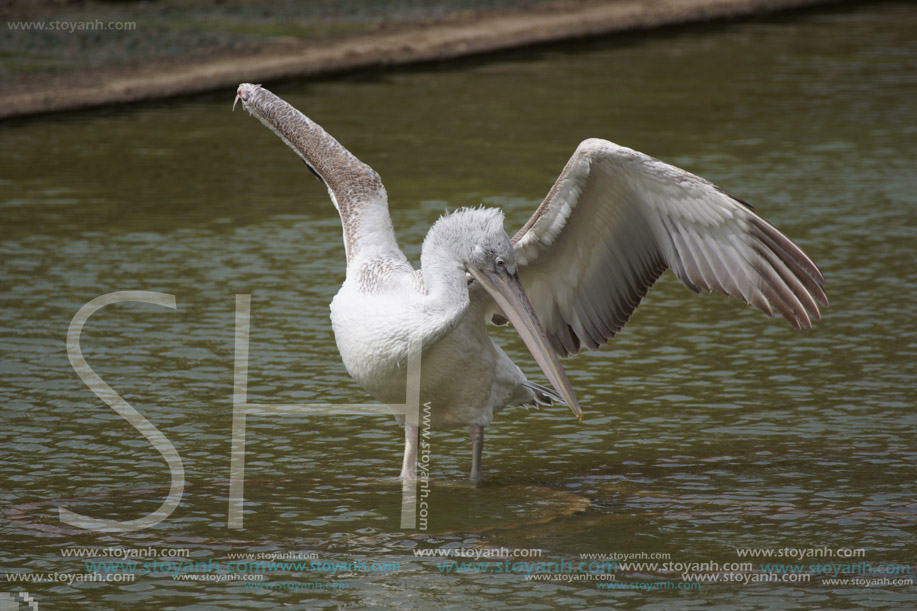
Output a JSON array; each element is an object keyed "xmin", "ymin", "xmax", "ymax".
[{"xmin": 522, "ymin": 381, "xmax": 566, "ymax": 408}]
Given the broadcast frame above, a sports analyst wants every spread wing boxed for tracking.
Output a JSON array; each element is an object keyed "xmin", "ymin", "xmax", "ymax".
[
  {"xmin": 236, "ymin": 83, "xmax": 406, "ymax": 267},
  {"xmin": 510, "ymin": 139, "xmax": 827, "ymax": 357}
]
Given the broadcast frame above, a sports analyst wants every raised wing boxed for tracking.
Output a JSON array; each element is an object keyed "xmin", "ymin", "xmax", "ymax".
[
  {"xmin": 236, "ymin": 83, "xmax": 406, "ymax": 267},
  {"xmin": 511, "ymin": 139, "xmax": 827, "ymax": 357}
]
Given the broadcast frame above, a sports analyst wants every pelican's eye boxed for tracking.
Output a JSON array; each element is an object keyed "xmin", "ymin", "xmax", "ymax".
[
  {"xmin": 466, "ymin": 272, "xmax": 474, "ymax": 286},
  {"xmin": 495, "ymin": 257, "xmax": 506, "ymax": 271}
]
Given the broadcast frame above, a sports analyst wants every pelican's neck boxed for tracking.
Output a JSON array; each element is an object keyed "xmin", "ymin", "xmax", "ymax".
[
  {"xmin": 419, "ymin": 227, "xmax": 471, "ymax": 320},
  {"xmin": 418, "ymin": 207, "xmax": 508, "ymax": 327}
]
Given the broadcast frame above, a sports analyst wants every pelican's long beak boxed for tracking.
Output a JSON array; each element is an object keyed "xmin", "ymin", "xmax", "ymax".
[{"xmin": 469, "ymin": 265, "xmax": 583, "ymax": 420}]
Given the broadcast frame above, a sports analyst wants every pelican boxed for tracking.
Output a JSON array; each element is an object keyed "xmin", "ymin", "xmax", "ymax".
[{"xmin": 234, "ymin": 83, "xmax": 826, "ymax": 481}]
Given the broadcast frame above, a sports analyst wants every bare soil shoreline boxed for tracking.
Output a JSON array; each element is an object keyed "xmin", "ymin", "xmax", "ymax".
[{"xmin": 1, "ymin": 0, "xmax": 846, "ymax": 120}]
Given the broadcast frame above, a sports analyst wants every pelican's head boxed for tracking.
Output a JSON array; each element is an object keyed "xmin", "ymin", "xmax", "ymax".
[
  {"xmin": 460, "ymin": 208, "xmax": 518, "ymax": 281},
  {"xmin": 423, "ymin": 207, "xmax": 583, "ymax": 419},
  {"xmin": 423, "ymin": 207, "xmax": 514, "ymax": 278}
]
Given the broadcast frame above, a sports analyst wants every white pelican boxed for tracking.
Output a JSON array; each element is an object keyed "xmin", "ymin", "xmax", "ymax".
[{"xmin": 234, "ymin": 83, "xmax": 826, "ymax": 481}]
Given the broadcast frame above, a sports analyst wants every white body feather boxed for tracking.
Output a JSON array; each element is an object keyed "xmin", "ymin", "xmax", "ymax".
[{"xmin": 330, "ymin": 260, "xmax": 532, "ymax": 429}]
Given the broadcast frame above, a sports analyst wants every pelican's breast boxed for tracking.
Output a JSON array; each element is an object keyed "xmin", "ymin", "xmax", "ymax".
[
  {"xmin": 415, "ymin": 313, "xmax": 524, "ymax": 429},
  {"xmin": 329, "ymin": 257, "xmax": 419, "ymax": 399},
  {"xmin": 329, "ymin": 261, "xmax": 524, "ymax": 429}
]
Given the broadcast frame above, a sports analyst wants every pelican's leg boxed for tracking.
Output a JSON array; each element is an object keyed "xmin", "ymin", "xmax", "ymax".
[
  {"xmin": 469, "ymin": 424, "xmax": 484, "ymax": 482},
  {"xmin": 400, "ymin": 422, "xmax": 418, "ymax": 480}
]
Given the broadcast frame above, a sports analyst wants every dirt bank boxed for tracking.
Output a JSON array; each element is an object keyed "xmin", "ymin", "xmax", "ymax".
[{"xmin": 1, "ymin": 0, "xmax": 847, "ymax": 120}]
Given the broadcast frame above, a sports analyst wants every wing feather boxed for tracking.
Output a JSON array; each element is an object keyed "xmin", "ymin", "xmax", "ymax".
[
  {"xmin": 237, "ymin": 83, "xmax": 406, "ymax": 267},
  {"xmin": 509, "ymin": 139, "xmax": 826, "ymax": 356}
]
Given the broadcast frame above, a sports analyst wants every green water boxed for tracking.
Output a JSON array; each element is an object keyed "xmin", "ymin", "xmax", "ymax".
[{"xmin": 1, "ymin": 2, "xmax": 915, "ymax": 609}]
